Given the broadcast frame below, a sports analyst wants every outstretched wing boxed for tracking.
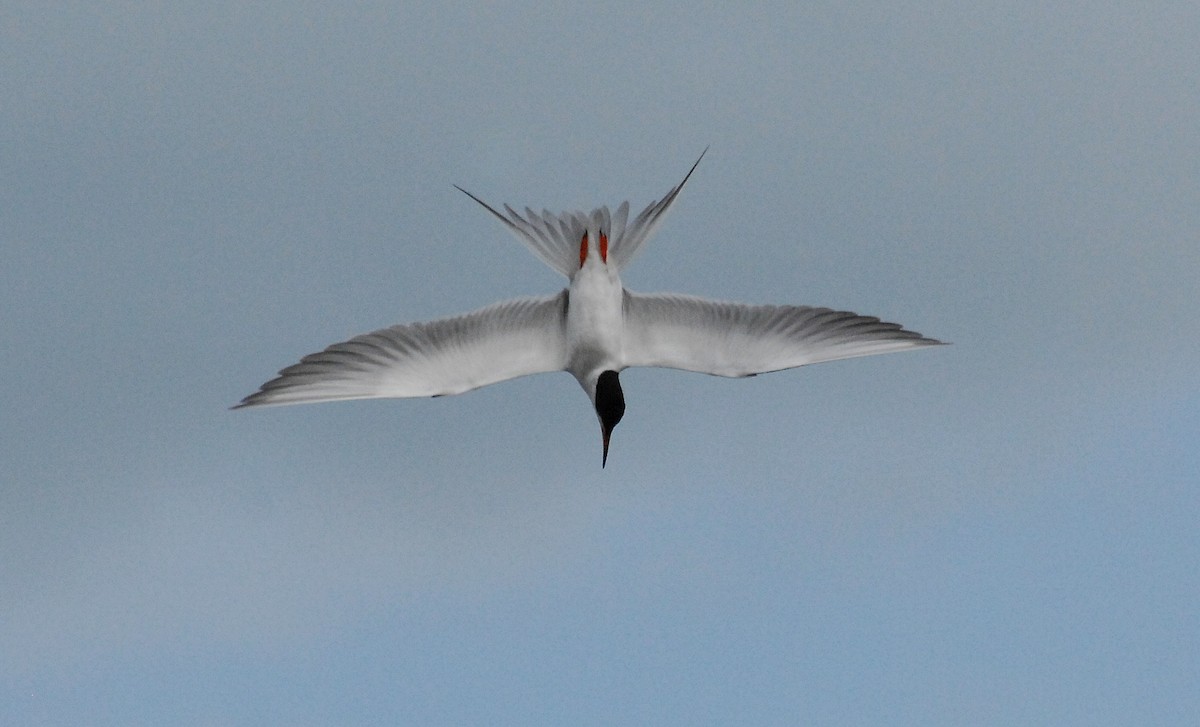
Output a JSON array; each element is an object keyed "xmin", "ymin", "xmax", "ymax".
[
  {"xmin": 453, "ymin": 148, "xmax": 707, "ymax": 278},
  {"xmin": 235, "ymin": 292, "xmax": 569, "ymax": 408},
  {"xmin": 621, "ymin": 292, "xmax": 942, "ymax": 377}
]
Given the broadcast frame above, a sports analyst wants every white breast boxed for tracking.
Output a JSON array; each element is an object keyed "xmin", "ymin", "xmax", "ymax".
[{"xmin": 565, "ymin": 255, "xmax": 625, "ymax": 384}]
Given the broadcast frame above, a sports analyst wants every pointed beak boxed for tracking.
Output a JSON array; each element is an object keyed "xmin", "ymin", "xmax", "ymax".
[
  {"xmin": 601, "ymin": 425, "xmax": 613, "ymax": 468},
  {"xmin": 594, "ymin": 370, "xmax": 625, "ymax": 469}
]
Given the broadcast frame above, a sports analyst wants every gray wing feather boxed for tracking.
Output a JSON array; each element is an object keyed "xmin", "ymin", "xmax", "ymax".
[
  {"xmin": 235, "ymin": 292, "xmax": 569, "ymax": 408},
  {"xmin": 621, "ymin": 292, "xmax": 942, "ymax": 376}
]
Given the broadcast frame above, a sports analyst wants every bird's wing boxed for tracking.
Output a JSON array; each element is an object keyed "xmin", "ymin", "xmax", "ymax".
[
  {"xmin": 234, "ymin": 292, "xmax": 569, "ymax": 408},
  {"xmin": 454, "ymin": 149, "xmax": 706, "ymax": 279},
  {"xmin": 607, "ymin": 148, "xmax": 706, "ymax": 272},
  {"xmin": 621, "ymin": 292, "xmax": 942, "ymax": 376}
]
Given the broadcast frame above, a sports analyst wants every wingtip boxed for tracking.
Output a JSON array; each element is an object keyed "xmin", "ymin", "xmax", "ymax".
[{"xmin": 231, "ymin": 390, "xmax": 279, "ymax": 410}]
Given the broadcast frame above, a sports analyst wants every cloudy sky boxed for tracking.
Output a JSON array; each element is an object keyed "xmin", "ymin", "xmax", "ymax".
[{"xmin": 3, "ymin": 2, "xmax": 1197, "ymax": 724}]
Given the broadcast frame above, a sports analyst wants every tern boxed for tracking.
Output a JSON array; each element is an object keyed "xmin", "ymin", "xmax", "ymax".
[{"xmin": 235, "ymin": 151, "xmax": 942, "ymax": 466}]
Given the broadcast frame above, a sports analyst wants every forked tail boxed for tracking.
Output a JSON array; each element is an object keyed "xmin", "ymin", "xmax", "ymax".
[{"xmin": 455, "ymin": 148, "xmax": 707, "ymax": 279}]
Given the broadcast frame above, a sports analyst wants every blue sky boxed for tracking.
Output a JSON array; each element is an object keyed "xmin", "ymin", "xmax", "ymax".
[{"xmin": 3, "ymin": 2, "xmax": 1198, "ymax": 724}]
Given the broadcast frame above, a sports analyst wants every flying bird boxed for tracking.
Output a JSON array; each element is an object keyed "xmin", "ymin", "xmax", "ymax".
[{"xmin": 235, "ymin": 151, "xmax": 942, "ymax": 466}]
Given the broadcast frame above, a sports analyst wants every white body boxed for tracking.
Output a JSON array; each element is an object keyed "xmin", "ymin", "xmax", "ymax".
[{"xmin": 566, "ymin": 233, "xmax": 625, "ymax": 401}]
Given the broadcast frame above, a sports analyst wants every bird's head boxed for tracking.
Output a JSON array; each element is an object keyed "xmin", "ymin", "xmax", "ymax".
[{"xmin": 594, "ymin": 370, "xmax": 625, "ymax": 468}]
